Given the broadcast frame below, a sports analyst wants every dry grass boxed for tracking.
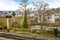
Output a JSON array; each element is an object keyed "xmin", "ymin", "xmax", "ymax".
[{"xmin": 0, "ymin": 17, "xmax": 36, "ymax": 28}]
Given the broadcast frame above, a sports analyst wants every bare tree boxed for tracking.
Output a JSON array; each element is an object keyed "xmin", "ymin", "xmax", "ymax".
[
  {"xmin": 33, "ymin": 1, "xmax": 49, "ymax": 36},
  {"xmin": 33, "ymin": 1, "xmax": 49, "ymax": 23}
]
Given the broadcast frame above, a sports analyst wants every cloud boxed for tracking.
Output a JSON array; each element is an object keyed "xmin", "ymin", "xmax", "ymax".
[
  {"xmin": 0, "ymin": 0, "xmax": 19, "ymax": 11},
  {"xmin": 0, "ymin": 0, "xmax": 35, "ymax": 11},
  {"xmin": 43, "ymin": 0, "xmax": 60, "ymax": 8},
  {"xmin": 0, "ymin": 0, "xmax": 60, "ymax": 11}
]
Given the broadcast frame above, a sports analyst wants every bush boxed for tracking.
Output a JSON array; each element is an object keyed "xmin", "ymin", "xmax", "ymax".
[
  {"xmin": 47, "ymin": 31, "xmax": 53, "ymax": 34},
  {"xmin": 36, "ymin": 30, "xmax": 40, "ymax": 34},
  {"xmin": 54, "ymin": 28, "xmax": 58, "ymax": 37},
  {"xmin": 0, "ymin": 26, "xmax": 2, "ymax": 30},
  {"xmin": 2, "ymin": 26, "xmax": 7, "ymax": 29},
  {"xmin": 0, "ymin": 26, "xmax": 7, "ymax": 30},
  {"xmin": 31, "ymin": 29, "xmax": 37, "ymax": 33}
]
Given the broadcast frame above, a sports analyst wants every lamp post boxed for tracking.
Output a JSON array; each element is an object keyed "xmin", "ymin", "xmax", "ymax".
[{"xmin": 5, "ymin": 12, "xmax": 12, "ymax": 32}]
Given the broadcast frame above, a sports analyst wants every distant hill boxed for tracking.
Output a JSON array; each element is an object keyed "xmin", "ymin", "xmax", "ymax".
[{"xmin": 0, "ymin": 7, "xmax": 60, "ymax": 17}]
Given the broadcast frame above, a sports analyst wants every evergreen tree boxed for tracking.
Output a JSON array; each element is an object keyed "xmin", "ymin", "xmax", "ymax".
[
  {"xmin": 22, "ymin": 10, "xmax": 28, "ymax": 28},
  {"xmin": 20, "ymin": 0, "xmax": 29, "ymax": 28}
]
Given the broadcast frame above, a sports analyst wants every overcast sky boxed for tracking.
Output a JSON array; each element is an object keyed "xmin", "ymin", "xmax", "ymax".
[{"xmin": 0, "ymin": 0, "xmax": 60, "ymax": 11}]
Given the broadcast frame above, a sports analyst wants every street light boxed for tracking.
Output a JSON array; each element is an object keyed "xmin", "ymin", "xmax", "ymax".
[{"xmin": 5, "ymin": 12, "xmax": 12, "ymax": 32}]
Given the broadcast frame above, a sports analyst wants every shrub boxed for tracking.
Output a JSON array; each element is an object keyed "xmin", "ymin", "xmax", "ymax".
[
  {"xmin": 54, "ymin": 28, "xmax": 58, "ymax": 37},
  {"xmin": 47, "ymin": 31, "xmax": 53, "ymax": 34},
  {"xmin": 0, "ymin": 26, "xmax": 7, "ymax": 30},
  {"xmin": 2, "ymin": 26, "xmax": 7, "ymax": 29},
  {"xmin": 0, "ymin": 26, "xmax": 2, "ymax": 30},
  {"xmin": 36, "ymin": 30, "xmax": 40, "ymax": 34},
  {"xmin": 31, "ymin": 29, "xmax": 37, "ymax": 33}
]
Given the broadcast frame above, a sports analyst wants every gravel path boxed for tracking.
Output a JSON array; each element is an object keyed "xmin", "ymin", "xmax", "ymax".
[
  {"xmin": 0, "ymin": 37, "xmax": 15, "ymax": 40},
  {"xmin": 0, "ymin": 32, "xmax": 60, "ymax": 40}
]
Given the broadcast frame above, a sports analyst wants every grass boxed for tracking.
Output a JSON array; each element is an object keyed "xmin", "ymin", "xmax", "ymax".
[
  {"xmin": 0, "ymin": 27, "xmax": 60, "ymax": 37},
  {"xmin": 9, "ymin": 28, "xmax": 55, "ymax": 37},
  {"xmin": 0, "ymin": 17, "xmax": 60, "ymax": 37}
]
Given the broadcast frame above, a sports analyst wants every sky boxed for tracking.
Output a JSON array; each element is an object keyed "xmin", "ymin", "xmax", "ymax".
[{"xmin": 0, "ymin": 0, "xmax": 60, "ymax": 11}]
